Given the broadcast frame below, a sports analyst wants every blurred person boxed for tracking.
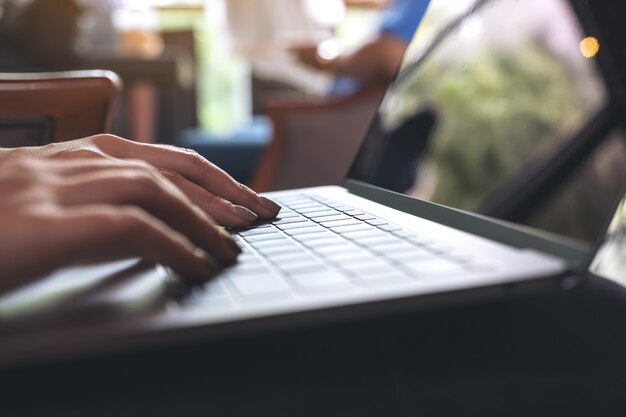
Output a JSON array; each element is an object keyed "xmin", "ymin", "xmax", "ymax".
[
  {"xmin": 178, "ymin": 0, "xmax": 430, "ymax": 184},
  {"xmin": 0, "ymin": 134, "xmax": 281, "ymax": 295},
  {"xmin": 294, "ymin": 0, "xmax": 431, "ymax": 95}
]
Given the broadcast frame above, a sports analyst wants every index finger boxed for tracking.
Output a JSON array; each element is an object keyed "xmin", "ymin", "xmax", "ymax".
[{"xmin": 101, "ymin": 137, "xmax": 281, "ymax": 219}]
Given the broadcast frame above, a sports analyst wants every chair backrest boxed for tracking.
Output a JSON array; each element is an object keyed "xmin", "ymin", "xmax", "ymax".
[
  {"xmin": 249, "ymin": 86, "xmax": 386, "ymax": 192},
  {"xmin": 0, "ymin": 70, "xmax": 121, "ymax": 147}
]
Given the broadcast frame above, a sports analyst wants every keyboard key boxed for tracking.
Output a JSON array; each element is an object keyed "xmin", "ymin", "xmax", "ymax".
[
  {"xmin": 281, "ymin": 202, "xmax": 312, "ymax": 209},
  {"xmin": 268, "ymin": 250, "xmax": 313, "ymax": 261},
  {"xmin": 352, "ymin": 271, "xmax": 412, "ymax": 288},
  {"xmin": 313, "ymin": 244, "xmax": 360, "ymax": 256},
  {"xmin": 324, "ymin": 249, "xmax": 371, "ymax": 261},
  {"xmin": 392, "ymin": 230, "xmax": 421, "ymax": 239},
  {"xmin": 272, "ymin": 217, "xmax": 309, "ymax": 226},
  {"xmin": 297, "ymin": 206, "xmax": 337, "ymax": 214},
  {"xmin": 244, "ymin": 233, "xmax": 287, "ymax": 243},
  {"xmin": 276, "ymin": 221, "xmax": 316, "ymax": 230},
  {"xmin": 346, "ymin": 263, "xmax": 401, "ymax": 278},
  {"xmin": 370, "ymin": 242, "xmax": 417, "ymax": 254},
  {"xmin": 270, "ymin": 253, "xmax": 320, "ymax": 265},
  {"xmin": 183, "ymin": 281, "xmax": 233, "ymax": 308},
  {"xmin": 318, "ymin": 218, "xmax": 362, "ymax": 228},
  {"xmin": 192, "ymin": 280, "xmax": 227, "ymax": 298},
  {"xmin": 355, "ymin": 235, "xmax": 402, "ymax": 247},
  {"xmin": 287, "ymin": 202, "xmax": 321, "ymax": 210},
  {"xmin": 354, "ymin": 214, "xmax": 377, "ymax": 221},
  {"xmin": 283, "ymin": 226, "xmax": 325, "ymax": 236},
  {"xmin": 323, "ymin": 203, "xmax": 352, "ymax": 211},
  {"xmin": 253, "ymin": 243, "xmax": 298, "ymax": 254},
  {"xmin": 279, "ymin": 260, "xmax": 327, "ymax": 275},
  {"xmin": 250, "ymin": 238, "xmax": 295, "ymax": 248},
  {"xmin": 292, "ymin": 231, "xmax": 335, "ymax": 243},
  {"xmin": 331, "ymin": 224, "xmax": 373, "ymax": 234},
  {"xmin": 401, "ymin": 259, "xmax": 464, "ymax": 277},
  {"xmin": 404, "ymin": 235, "xmax": 433, "ymax": 246},
  {"xmin": 276, "ymin": 209, "xmax": 299, "ymax": 216},
  {"xmin": 384, "ymin": 250, "xmax": 439, "ymax": 263},
  {"xmin": 341, "ymin": 209, "xmax": 365, "ymax": 216},
  {"xmin": 304, "ymin": 210, "xmax": 341, "ymax": 219},
  {"xmin": 343, "ymin": 230, "xmax": 390, "ymax": 241},
  {"xmin": 310, "ymin": 214, "xmax": 351, "ymax": 223},
  {"xmin": 365, "ymin": 219, "xmax": 389, "ymax": 226},
  {"xmin": 230, "ymin": 274, "xmax": 291, "ymax": 298},
  {"xmin": 238, "ymin": 227, "xmax": 276, "ymax": 237},
  {"xmin": 255, "ymin": 244, "xmax": 302, "ymax": 256},
  {"xmin": 377, "ymin": 224, "xmax": 403, "ymax": 232},
  {"xmin": 225, "ymin": 263, "xmax": 272, "ymax": 277},
  {"xmin": 299, "ymin": 237, "xmax": 347, "ymax": 248},
  {"xmin": 330, "ymin": 254, "xmax": 387, "ymax": 268},
  {"xmin": 289, "ymin": 269, "xmax": 350, "ymax": 290}
]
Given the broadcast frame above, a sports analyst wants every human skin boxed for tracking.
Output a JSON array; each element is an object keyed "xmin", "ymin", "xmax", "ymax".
[
  {"xmin": 0, "ymin": 134, "xmax": 281, "ymax": 294},
  {"xmin": 293, "ymin": 35, "xmax": 407, "ymax": 84}
]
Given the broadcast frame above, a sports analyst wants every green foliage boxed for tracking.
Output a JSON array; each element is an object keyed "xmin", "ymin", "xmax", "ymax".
[{"xmin": 388, "ymin": 41, "xmax": 589, "ymax": 210}]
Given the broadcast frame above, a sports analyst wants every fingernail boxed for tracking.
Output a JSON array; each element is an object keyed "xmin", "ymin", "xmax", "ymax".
[
  {"xmin": 215, "ymin": 227, "xmax": 242, "ymax": 255},
  {"xmin": 226, "ymin": 237, "xmax": 242, "ymax": 255},
  {"xmin": 260, "ymin": 196, "xmax": 281, "ymax": 214},
  {"xmin": 231, "ymin": 205, "xmax": 258, "ymax": 222}
]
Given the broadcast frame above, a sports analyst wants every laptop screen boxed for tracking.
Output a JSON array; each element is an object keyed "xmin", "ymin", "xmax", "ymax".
[{"xmin": 348, "ymin": 0, "xmax": 626, "ymax": 247}]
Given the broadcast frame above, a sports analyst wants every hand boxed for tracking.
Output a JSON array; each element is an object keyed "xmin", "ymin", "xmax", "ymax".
[
  {"xmin": 291, "ymin": 45, "xmax": 323, "ymax": 70},
  {"xmin": 0, "ymin": 156, "xmax": 248, "ymax": 294},
  {"xmin": 3, "ymin": 134, "xmax": 282, "ymax": 228},
  {"xmin": 290, "ymin": 44, "xmax": 340, "ymax": 73}
]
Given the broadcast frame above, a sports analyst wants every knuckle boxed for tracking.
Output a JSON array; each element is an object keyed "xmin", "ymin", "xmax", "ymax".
[
  {"xmin": 63, "ymin": 147, "xmax": 105, "ymax": 159},
  {"xmin": 115, "ymin": 207, "xmax": 150, "ymax": 234},
  {"xmin": 91, "ymin": 133, "xmax": 122, "ymax": 145},
  {"xmin": 128, "ymin": 170, "xmax": 162, "ymax": 193},
  {"xmin": 181, "ymin": 148, "xmax": 209, "ymax": 169},
  {"xmin": 125, "ymin": 159, "xmax": 154, "ymax": 171},
  {"xmin": 160, "ymin": 169, "xmax": 184, "ymax": 185},
  {"xmin": 90, "ymin": 134, "xmax": 128, "ymax": 155}
]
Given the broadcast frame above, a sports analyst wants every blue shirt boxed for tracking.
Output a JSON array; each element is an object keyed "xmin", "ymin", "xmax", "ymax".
[
  {"xmin": 379, "ymin": 0, "xmax": 431, "ymax": 43},
  {"xmin": 329, "ymin": 0, "xmax": 431, "ymax": 96}
]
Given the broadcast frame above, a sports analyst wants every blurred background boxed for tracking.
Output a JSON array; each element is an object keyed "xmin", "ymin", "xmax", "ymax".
[{"xmin": 0, "ymin": 0, "xmax": 388, "ymax": 139}]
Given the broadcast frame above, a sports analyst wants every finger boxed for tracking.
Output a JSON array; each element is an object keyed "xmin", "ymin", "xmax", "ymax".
[
  {"xmin": 45, "ymin": 157, "xmax": 152, "ymax": 177},
  {"xmin": 0, "ymin": 157, "xmax": 152, "ymax": 183},
  {"xmin": 100, "ymin": 137, "xmax": 282, "ymax": 218},
  {"xmin": 56, "ymin": 168, "xmax": 241, "ymax": 265},
  {"xmin": 57, "ymin": 206, "xmax": 222, "ymax": 284},
  {"xmin": 47, "ymin": 159, "xmax": 259, "ymax": 227},
  {"xmin": 159, "ymin": 169, "xmax": 258, "ymax": 227}
]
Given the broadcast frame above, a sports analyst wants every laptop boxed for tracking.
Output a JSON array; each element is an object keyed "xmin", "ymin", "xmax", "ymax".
[{"xmin": 1, "ymin": 0, "xmax": 625, "ymax": 367}]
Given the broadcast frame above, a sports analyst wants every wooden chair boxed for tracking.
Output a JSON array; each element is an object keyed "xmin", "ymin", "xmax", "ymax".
[
  {"xmin": 0, "ymin": 70, "xmax": 121, "ymax": 147},
  {"xmin": 249, "ymin": 86, "xmax": 387, "ymax": 192}
]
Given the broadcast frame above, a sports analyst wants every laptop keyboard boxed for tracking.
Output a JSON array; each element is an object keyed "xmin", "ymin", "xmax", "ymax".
[{"xmin": 183, "ymin": 194, "xmax": 487, "ymax": 307}]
